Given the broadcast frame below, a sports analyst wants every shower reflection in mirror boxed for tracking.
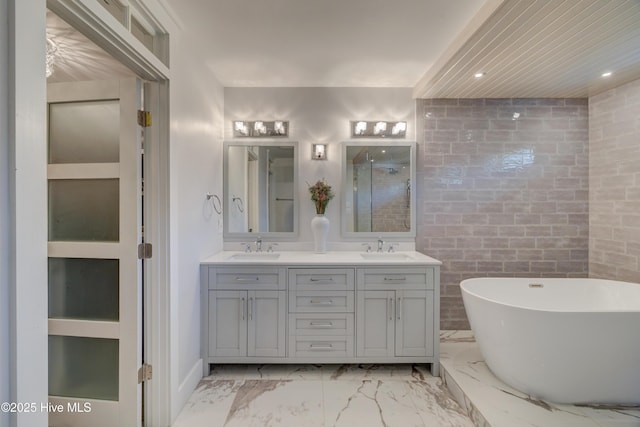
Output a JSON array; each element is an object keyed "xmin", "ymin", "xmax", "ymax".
[{"xmin": 344, "ymin": 143, "xmax": 413, "ymax": 234}]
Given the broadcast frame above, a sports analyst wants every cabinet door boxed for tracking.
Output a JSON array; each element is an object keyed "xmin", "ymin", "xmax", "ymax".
[
  {"xmin": 356, "ymin": 290, "xmax": 394, "ymax": 357},
  {"xmin": 395, "ymin": 290, "xmax": 433, "ymax": 357},
  {"xmin": 248, "ymin": 291, "xmax": 286, "ymax": 357},
  {"xmin": 210, "ymin": 291, "xmax": 247, "ymax": 357}
]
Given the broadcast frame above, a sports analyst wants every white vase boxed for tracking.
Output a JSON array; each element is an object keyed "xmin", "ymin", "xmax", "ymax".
[{"xmin": 311, "ymin": 214, "xmax": 330, "ymax": 253}]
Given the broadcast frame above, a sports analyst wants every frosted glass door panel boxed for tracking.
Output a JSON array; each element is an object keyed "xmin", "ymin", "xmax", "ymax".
[
  {"xmin": 48, "ymin": 258, "xmax": 119, "ymax": 321},
  {"xmin": 49, "ymin": 100, "xmax": 120, "ymax": 164},
  {"xmin": 49, "ymin": 179, "xmax": 119, "ymax": 241},
  {"xmin": 49, "ymin": 335, "xmax": 119, "ymax": 401}
]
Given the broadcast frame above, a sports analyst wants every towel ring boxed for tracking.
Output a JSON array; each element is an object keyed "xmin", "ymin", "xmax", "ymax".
[
  {"xmin": 206, "ymin": 193, "xmax": 222, "ymax": 215},
  {"xmin": 232, "ymin": 196, "xmax": 244, "ymax": 213}
]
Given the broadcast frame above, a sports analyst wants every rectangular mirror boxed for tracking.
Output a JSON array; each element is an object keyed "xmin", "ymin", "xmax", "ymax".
[
  {"xmin": 224, "ymin": 140, "xmax": 298, "ymax": 239},
  {"xmin": 342, "ymin": 141, "xmax": 416, "ymax": 238}
]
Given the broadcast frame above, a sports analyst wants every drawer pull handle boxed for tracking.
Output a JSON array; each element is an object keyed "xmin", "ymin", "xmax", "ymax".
[
  {"xmin": 384, "ymin": 277, "xmax": 406, "ymax": 281},
  {"xmin": 309, "ymin": 300, "xmax": 333, "ymax": 305},
  {"xmin": 241, "ymin": 297, "xmax": 245, "ymax": 320},
  {"xmin": 235, "ymin": 277, "xmax": 259, "ymax": 282},
  {"xmin": 309, "ymin": 277, "xmax": 334, "ymax": 282},
  {"xmin": 397, "ymin": 297, "xmax": 402, "ymax": 320},
  {"xmin": 309, "ymin": 322, "xmax": 334, "ymax": 328},
  {"xmin": 309, "ymin": 343, "xmax": 333, "ymax": 350}
]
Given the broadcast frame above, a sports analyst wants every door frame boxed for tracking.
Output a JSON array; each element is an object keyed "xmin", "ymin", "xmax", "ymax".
[
  {"xmin": 10, "ymin": 0, "xmax": 172, "ymax": 425},
  {"xmin": 47, "ymin": 2, "xmax": 172, "ymax": 425}
]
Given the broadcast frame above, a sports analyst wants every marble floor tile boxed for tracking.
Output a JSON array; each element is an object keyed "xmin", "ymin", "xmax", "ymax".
[
  {"xmin": 181, "ymin": 338, "xmax": 640, "ymax": 427},
  {"xmin": 172, "ymin": 379, "xmax": 242, "ymax": 427},
  {"xmin": 224, "ymin": 380, "xmax": 324, "ymax": 427},
  {"xmin": 439, "ymin": 331, "xmax": 640, "ymax": 427},
  {"xmin": 407, "ymin": 379, "xmax": 475, "ymax": 427},
  {"xmin": 175, "ymin": 363, "xmax": 473, "ymax": 427},
  {"xmin": 323, "ymin": 379, "xmax": 424, "ymax": 427}
]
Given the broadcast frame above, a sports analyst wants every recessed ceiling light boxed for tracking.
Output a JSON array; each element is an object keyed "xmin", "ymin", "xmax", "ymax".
[
  {"xmin": 474, "ymin": 72, "xmax": 485, "ymax": 78},
  {"xmin": 601, "ymin": 72, "xmax": 612, "ymax": 78}
]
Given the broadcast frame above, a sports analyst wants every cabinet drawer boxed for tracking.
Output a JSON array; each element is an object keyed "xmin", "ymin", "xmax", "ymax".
[
  {"xmin": 357, "ymin": 267, "xmax": 434, "ymax": 290},
  {"xmin": 288, "ymin": 313, "xmax": 354, "ymax": 336},
  {"xmin": 289, "ymin": 269, "xmax": 354, "ymax": 291},
  {"xmin": 289, "ymin": 336, "xmax": 354, "ymax": 358},
  {"xmin": 289, "ymin": 291, "xmax": 354, "ymax": 313},
  {"xmin": 209, "ymin": 267, "xmax": 285, "ymax": 290}
]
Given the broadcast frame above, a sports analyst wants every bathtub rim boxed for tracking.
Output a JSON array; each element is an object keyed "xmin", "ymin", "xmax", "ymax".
[{"xmin": 460, "ymin": 277, "xmax": 640, "ymax": 313}]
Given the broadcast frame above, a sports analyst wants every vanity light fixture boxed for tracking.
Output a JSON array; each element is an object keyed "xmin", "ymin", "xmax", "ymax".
[
  {"xmin": 233, "ymin": 120, "xmax": 288, "ymax": 137},
  {"xmin": 350, "ymin": 121, "xmax": 407, "ymax": 138},
  {"xmin": 312, "ymin": 143, "xmax": 327, "ymax": 160},
  {"xmin": 373, "ymin": 121, "xmax": 387, "ymax": 135}
]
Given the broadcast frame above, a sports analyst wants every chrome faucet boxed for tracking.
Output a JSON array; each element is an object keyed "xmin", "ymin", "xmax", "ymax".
[
  {"xmin": 377, "ymin": 238, "xmax": 384, "ymax": 253},
  {"xmin": 255, "ymin": 236, "xmax": 263, "ymax": 252}
]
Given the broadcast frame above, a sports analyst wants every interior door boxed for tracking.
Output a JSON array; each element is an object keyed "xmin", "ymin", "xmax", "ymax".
[{"xmin": 47, "ymin": 79, "xmax": 143, "ymax": 427}]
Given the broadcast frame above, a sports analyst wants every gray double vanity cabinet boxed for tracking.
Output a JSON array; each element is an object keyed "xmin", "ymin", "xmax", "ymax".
[{"xmin": 200, "ymin": 251, "xmax": 441, "ymax": 376}]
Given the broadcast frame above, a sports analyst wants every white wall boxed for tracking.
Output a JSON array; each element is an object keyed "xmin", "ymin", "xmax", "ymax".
[
  {"xmin": 168, "ymin": 31, "xmax": 225, "ymax": 421},
  {"xmin": 224, "ymin": 87, "xmax": 415, "ymax": 247},
  {"xmin": 0, "ymin": 0, "xmax": 10, "ymax": 425},
  {"xmin": 3, "ymin": 1, "xmax": 225, "ymax": 425}
]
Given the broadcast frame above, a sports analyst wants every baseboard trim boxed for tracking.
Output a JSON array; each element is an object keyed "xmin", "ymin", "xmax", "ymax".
[{"xmin": 175, "ymin": 358, "xmax": 203, "ymax": 418}]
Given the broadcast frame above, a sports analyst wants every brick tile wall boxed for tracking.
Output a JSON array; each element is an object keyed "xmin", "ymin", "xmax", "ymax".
[
  {"xmin": 589, "ymin": 79, "xmax": 640, "ymax": 282},
  {"xmin": 416, "ymin": 98, "xmax": 589, "ymax": 329}
]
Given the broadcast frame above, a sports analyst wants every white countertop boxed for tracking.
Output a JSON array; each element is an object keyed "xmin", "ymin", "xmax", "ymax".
[{"xmin": 201, "ymin": 250, "xmax": 442, "ymax": 266}]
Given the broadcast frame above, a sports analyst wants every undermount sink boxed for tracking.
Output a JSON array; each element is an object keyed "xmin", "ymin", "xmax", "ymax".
[
  {"xmin": 360, "ymin": 253, "xmax": 414, "ymax": 261},
  {"xmin": 228, "ymin": 253, "xmax": 281, "ymax": 260}
]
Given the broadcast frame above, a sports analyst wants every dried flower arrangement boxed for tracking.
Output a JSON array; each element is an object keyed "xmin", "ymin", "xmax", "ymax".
[{"xmin": 308, "ymin": 178, "xmax": 335, "ymax": 215}]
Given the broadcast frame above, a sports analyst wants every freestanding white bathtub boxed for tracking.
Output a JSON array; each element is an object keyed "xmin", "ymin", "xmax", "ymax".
[{"xmin": 460, "ymin": 277, "xmax": 640, "ymax": 405}]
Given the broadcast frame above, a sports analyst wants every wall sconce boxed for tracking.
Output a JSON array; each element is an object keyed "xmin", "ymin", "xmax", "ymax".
[
  {"xmin": 350, "ymin": 121, "xmax": 407, "ymax": 138},
  {"xmin": 233, "ymin": 120, "xmax": 288, "ymax": 137},
  {"xmin": 312, "ymin": 144, "xmax": 327, "ymax": 160}
]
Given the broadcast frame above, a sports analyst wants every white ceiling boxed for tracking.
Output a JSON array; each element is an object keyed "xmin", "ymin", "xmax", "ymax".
[
  {"xmin": 47, "ymin": 0, "xmax": 640, "ymax": 98},
  {"xmin": 159, "ymin": 0, "xmax": 485, "ymax": 88}
]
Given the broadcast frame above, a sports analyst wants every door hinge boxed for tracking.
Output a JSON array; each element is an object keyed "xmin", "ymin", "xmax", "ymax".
[
  {"xmin": 138, "ymin": 243, "xmax": 152, "ymax": 259},
  {"xmin": 138, "ymin": 364, "xmax": 153, "ymax": 384},
  {"xmin": 137, "ymin": 110, "xmax": 152, "ymax": 127}
]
